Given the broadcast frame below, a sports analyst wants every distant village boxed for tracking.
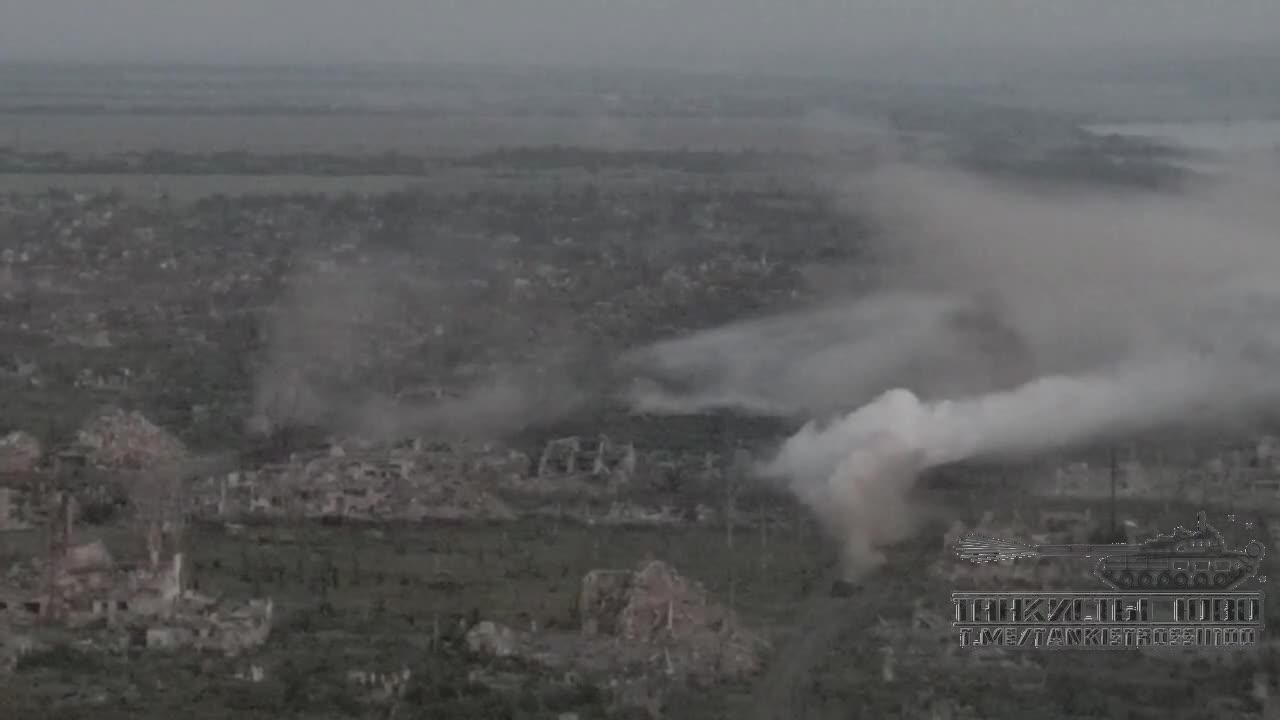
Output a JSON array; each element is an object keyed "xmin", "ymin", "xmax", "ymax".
[
  {"xmin": 0, "ymin": 405, "xmax": 786, "ymax": 720},
  {"xmin": 5, "ymin": 406, "xmax": 1280, "ymax": 678},
  {"xmin": 0, "ymin": 115, "xmax": 1271, "ymax": 716},
  {"xmin": 1043, "ymin": 436, "xmax": 1280, "ymax": 504}
]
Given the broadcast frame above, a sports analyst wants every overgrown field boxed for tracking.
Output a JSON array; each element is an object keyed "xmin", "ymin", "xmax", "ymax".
[
  {"xmin": 1, "ymin": 515, "xmax": 828, "ymax": 719},
  {"xmin": 4, "ymin": 492, "xmax": 1270, "ymax": 719}
]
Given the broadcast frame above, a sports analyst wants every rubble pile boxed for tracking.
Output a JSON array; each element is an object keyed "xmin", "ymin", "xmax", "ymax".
[
  {"xmin": 0, "ymin": 431, "xmax": 42, "ymax": 474},
  {"xmin": 481, "ymin": 562, "xmax": 770, "ymax": 669},
  {"xmin": 503, "ymin": 436, "xmax": 635, "ymax": 498},
  {"xmin": 1, "ymin": 494, "xmax": 273, "ymax": 664},
  {"xmin": 2, "ymin": 550, "xmax": 274, "ymax": 659},
  {"xmin": 0, "ymin": 628, "xmax": 41, "ymax": 675},
  {"xmin": 517, "ymin": 438, "xmax": 731, "ymax": 499},
  {"xmin": 608, "ymin": 560, "xmax": 768, "ymax": 678},
  {"xmin": 1036, "ymin": 442, "xmax": 1280, "ymax": 502},
  {"xmin": 464, "ymin": 562, "xmax": 768, "ymax": 715},
  {"xmin": 870, "ymin": 599, "xmax": 952, "ymax": 655},
  {"xmin": 461, "ymin": 444, "xmax": 530, "ymax": 485},
  {"xmin": 188, "ymin": 434, "xmax": 745, "ymax": 526},
  {"xmin": 0, "ymin": 487, "xmax": 33, "ymax": 531},
  {"xmin": 585, "ymin": 502, "xmax": 687, "ymax": 527},
  {"xmin": 409, "ymin": 482, "xmax": 517, "ymax": 522},
  {"xmin": 145, "ymin": 597, "xmax": 274, "ymax": 657},
  {"xmin": 638, "ymin": 450, "xmax": 725, "ymax": 493},
  {"xmin": 536, "ymin": 436, "xmax": 636, "ymax": 483},
  {"xmin": 466, "ymin": 620, "xmax": 524, "ymax": 658},
  {"xmin": 576, "ymin": 561, "xmax": 770, "ymax": 679},
  {"xmin": 578, "ymin": 570, "xmax": 634, "ymax": 636},
  {"xmin": 52, "ymin": 540, "xmax": 117, "ymax": 611},
  {"xmin": 75, "ymin": 408, "xmax": 187, "ymax": 470},
  {"xmin": 345, "ymin": 667, "xmax": 413, "ymax": 704},
  {"xmin": 193, "ymin": 441, "xmax": 520, "ymax": 522}
]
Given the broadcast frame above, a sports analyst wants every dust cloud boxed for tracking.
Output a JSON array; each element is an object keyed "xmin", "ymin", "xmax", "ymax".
[{"xmin": 248, "ymin": 251, "xmax": 586, "ymax": 445}]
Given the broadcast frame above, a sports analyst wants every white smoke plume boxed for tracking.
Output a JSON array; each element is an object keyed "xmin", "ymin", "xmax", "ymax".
[
  {"xmin": 628, "ymin": 159, "xmax": 1280, "ymax": 574},
  {"xmin": 768, "ymin": 356, "xmax": 1242, "ymax": 484},
  {"xmin": 622, "ymin": 290, "xmax": 1035, "ymax": 418},
  {"xmin": 764, "ymin": 351, "xmax": 1279, "ymax": 577}
]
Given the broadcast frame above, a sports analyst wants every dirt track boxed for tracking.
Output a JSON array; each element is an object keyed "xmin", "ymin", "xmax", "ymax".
[{"xmin": 749, "ymin": 588, "xmax": 848, "ymax": 720}]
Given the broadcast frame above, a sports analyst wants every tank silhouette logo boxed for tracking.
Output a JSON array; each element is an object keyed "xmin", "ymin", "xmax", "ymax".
[{"xmin": 955, "ymin": 512, "xmax": 1267, "ymax": 593}]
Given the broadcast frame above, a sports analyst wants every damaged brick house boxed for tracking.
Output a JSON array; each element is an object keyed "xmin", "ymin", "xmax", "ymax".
[
  {"xmin": 1, "ymin": 493, "xmax": 273, "ymax": 657},
  {"xmin": 1, "ymin": 496, "xmax": 183, "ymax": 627}
]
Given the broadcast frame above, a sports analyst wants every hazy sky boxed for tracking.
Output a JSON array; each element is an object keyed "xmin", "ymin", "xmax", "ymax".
[{"xmin": 5, "ymin": 0, "xmax": 1280, "ymax": 69}]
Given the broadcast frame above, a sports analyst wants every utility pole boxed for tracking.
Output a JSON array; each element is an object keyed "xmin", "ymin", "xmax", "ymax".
[{"xmin": 42, "ymin": 492, "xmax": 72, "ymax": 623}]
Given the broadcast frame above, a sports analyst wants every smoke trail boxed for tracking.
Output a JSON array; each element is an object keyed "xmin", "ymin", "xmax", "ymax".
[
  {"xmin": 621, "ymin": 158, "xmax": 1280, "ymax": 573},
  {"xmin": 624, "ymin": 161, "xmax": 1280, "ymax": 420},
  {"xmin": 622, "ymin": 291, "xmax": 1035, "ymax": 418},
  {"xmin": 762, "ymin": 349, "xmax": 1276, "ymax": 576}
]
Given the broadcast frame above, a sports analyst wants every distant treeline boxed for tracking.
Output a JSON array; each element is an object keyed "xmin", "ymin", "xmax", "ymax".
[
  {"xmin": 956, "ymin": 144, "xmax": 1195, "ymax": 191},
  {"xmin": 0, "ymin": 148, "xmax": 432, "ymax": 176},
  {"xmin": 447, "ymin": 146, "xmax": 779, "ymax": 173},
  {"xmin": 0, "ymin": 146, "xmax": 781, "ymax": 176}
]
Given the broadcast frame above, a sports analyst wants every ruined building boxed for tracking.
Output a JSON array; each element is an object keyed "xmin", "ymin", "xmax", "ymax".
[
  {"xmin": 0, "ymin": 486, "xmax": 33, "ymax": 531},
  {"xmin": 577, "ymin": 560, "xmax": 769, "ymax": 680},
  {"xmin": 537, "ymin": 435, "xmax": 637, "ymax": 483},
  {"xmin": 189, "ymin": 440, "xmax": 523, "ymax": 522},
  {"xmin": 0, "ymin": 489, "xmax": 273, "ymax": 658},
  {"xmin": 0, "ymin": 430, "xmax": 42, "ymax": 474}
]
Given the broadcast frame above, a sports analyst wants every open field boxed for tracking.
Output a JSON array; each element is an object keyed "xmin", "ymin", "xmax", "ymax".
[
  {"xmin": 3, "ymin": 471, "xmax": 1272, "ymax": 719},
  {"xmin": 0, "ymin": 513, "xmax": 826, "ymax": 719}
]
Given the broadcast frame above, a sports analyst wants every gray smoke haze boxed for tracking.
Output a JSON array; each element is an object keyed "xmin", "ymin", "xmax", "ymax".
[
  {"xmin": 249, "ymin": 251, "xmax": 586, "ymax": 444},
  {"xmin": 623, "ymin": 289, "xmax": 1034, "ymax": 418},
  {"xmin": 7, "ymin": 1, "xmax": 1280, "ymax": 74},
  {"xmin": 345, "ymin": 358, "xmax": 589, "ymax": 442},
  {"xmin": 630, "ymin": 161, "xmax": 1280, "ymax": 417},
  {"xmin": 629, "ymin": 160, "xmax": 1280, "ymax": 574},
  {"xmin": 249, "ymin": 255, "xmax": 388, "ymax": 433},
  {"xmin": 857, "ymin": 164, "xmax": 1280, "ymax": 374}
]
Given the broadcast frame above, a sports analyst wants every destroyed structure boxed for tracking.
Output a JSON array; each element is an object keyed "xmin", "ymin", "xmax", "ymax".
[
  {"xmin": 345, "ymin": 667, "xmax": 413, "ymax": 704},
  {"xmin": 74, "ymin": 407, "xmax": 188, "ymax": 471},
  {"xmin": 536, "ymin": 436, "xmax": 636, "ymax": 483},
  {"xmin": 190, "ymin": 440, "xmax": 524, "ymax": 522},
  {"xmin": 462, "ymin": 560, "xmax": 772, "ymax": 716},
  {"xmin": 0, "ymin": 486, "xmax": 34, "ymax": 531},
  {"xmin": 466, "ymin": 559, "xmax": 769, "ymax": 712},
  {"xmin": 188, "ymin": 435, "xmax": 728, "ymax": 524},
  {"xmin": 1040, "ymin": 438, "xmax": 1280, "ymax": 504},
  {"xmin": 1, "ymin": 489, "xmax": 273, "ymax": 672},
  {"xmin": 580, "ymin": 559, "xmax": 767, "ymax": 678},
  {"xmin": 0, "ymin": 431, "xmax": 42, "ymax": 475}
]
